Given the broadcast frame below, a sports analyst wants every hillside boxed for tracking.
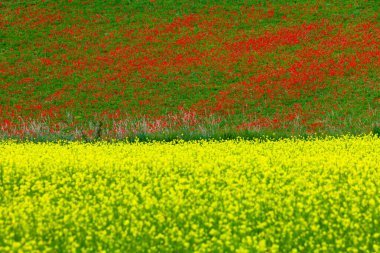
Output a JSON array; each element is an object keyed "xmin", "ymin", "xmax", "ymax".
[{"xmin": 1, "ymin": 0, "xmax": 379, "ymax": 141}]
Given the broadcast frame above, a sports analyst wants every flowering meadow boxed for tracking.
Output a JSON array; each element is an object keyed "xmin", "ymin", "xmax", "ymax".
[
  {"xmin": 1, "ymin": 1, "xmax": 380, "ymax": 252},
  {"xmin": 0, "ymin": 135, "xmax": 380, "ymax": 252},
  {"xmin": 1, "ymin": 0, "xmax": 379, "ymax": 140}
]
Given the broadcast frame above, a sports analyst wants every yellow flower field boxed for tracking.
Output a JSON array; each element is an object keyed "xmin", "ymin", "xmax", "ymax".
[{"xmin": 0, "ymin": 135, "xmax": 380, "ymax": 252}]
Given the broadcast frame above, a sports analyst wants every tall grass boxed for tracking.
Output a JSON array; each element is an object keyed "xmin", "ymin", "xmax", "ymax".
[{"xmin": 1, "ymin": 110, "xmax": 378, "ymax": 143}]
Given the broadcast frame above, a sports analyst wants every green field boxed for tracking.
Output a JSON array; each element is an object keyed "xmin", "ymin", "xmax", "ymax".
[
  {"xmin": 1, "ymin": 0, "xmax": 379, "ymax": 141},
  {"xmin": 1, "ymin": 1, "xmax": 380, "ymax": 252}
]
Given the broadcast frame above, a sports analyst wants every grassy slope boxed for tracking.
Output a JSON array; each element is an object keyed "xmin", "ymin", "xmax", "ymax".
[{"xmin": 1, "ymin": 0, "xmax": 379, "ymax": 141}]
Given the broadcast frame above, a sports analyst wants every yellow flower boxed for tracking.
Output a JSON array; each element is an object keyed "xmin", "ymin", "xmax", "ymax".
[
  {"xmin": 257, "ymin": 239, "xmax": 267, "ymax": 251},
  {"xmin": 0, "ymin": 134, "xmax": 379, "ymax": 251}
]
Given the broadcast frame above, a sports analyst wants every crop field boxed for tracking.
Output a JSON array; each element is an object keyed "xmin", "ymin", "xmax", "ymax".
[
  {"xmin": 1, "ymin": 0, "xmax": 380, "ymax": 252},
  {"xmin": 0, "ymin": 135, "xmax": 380, "ymax": 252},
  {"xmin": 1, "ymin": 0, "xmax": 379, "ymax": 141}
]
